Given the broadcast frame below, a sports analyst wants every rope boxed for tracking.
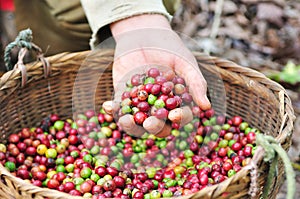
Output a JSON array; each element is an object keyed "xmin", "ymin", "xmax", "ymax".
[
  {"xmin": 255, "ymin": 133, "xmax": 295, "ymax": 199},
  {"xmin": 248, "ymin": 159, "xmax": 260, "ymax": 198},
  {"xmin": 4, "ymin": 28, "xmax": 33, "ymax": 71},
  {"xmin": 261, "ymin": 153, "xmax": 278, "ymax": 199},
  {"xmin": 3, "ymin": 28, "xmax": 51, "ymax": 86}
]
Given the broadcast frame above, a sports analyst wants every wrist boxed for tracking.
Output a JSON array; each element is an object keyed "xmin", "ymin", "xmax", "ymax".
[{"xmin": 110, "ymin": 14, "xmax": 172, "ymax": 38}]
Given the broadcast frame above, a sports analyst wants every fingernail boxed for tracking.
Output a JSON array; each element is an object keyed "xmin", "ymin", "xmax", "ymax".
[
  {"xmin": 203, "ymin": 95, "xmax": 212, "ymax": 109},
  {"xmin": 143, "ymin": 116, "xmax": 165, "ymax": 134},
  {"xmin": 197, "ymin": 95, "xmax": 211, "ymax": 110},
  {"xmin": 204, "ymin": 95, "xmax": 209, "ymax": 102},
  {"xmin": 102, "ymin": 101, "xmax": 113, "ymax": 114}
]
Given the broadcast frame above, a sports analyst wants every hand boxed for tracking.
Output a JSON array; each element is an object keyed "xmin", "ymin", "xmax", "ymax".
[{"xmin": 106, "ymin": 14, "xmax": 211, "ymax": 137}]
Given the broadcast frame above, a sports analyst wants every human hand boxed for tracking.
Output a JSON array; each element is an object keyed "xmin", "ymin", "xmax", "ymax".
[{"xmin": 105, "ymin": 14, "xmax": 211, "ymax": 137}]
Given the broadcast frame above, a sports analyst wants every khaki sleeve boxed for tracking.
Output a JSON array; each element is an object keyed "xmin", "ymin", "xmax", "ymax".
[{"xmin": 80, "ymin": 0, "xmax": 172, "ymax": 48}]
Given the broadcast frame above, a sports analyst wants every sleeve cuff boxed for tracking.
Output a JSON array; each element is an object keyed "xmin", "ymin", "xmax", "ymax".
[{"xmin": 80, "ymin": 0, "xmax": 172, "ymax": 48}]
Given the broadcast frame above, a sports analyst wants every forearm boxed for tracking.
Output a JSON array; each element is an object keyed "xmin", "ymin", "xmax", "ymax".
[
  {"xmin": 110, "ymin": 14, "xmax": 172, "ymax": 38},
  {"xmin": 80, "ymin": 0, "xmax": 172, "ymax": 47}
]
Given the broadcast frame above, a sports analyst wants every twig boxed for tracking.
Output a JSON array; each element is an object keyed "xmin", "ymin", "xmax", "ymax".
[{"xmin": 205, "ymin": 0, "xmax": 224, "ymax": 55}]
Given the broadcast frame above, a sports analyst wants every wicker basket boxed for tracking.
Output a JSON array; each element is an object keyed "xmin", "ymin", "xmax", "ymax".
[{"xmin": 0, "ymin": 49, "xmax": 295, "ymax": 199}]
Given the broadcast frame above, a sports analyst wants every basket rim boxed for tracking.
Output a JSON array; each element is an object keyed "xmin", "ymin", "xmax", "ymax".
[
  {"xmin": 0, "ymin": 49, "xmax": 296, "ymax": 199},
  {"xmin": 1, "ymin": 49, "xmax": 293, "ymax": 140}
]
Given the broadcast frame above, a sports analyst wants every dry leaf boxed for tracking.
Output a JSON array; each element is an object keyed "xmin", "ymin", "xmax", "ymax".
[
  {"xmin": 223, "ymin": 48, "xmax": 249, "ymax": 66},
  {"xmin": 219, "ymin": 17, "xmax": 250, "ymax": 40},
  {"xmin": 209, "ymin": 0, "xmax": 238, "ymax": 15},
  {"xmin": 241, "ymin": 0, "xmax": 285, "ymax": 7},
  {"xmin": 236, "ymin": 13, "xmax": 250, "ymax": 26},
  {"xmin": 257, "ymin": 3, "xmax": 284, "ymax": 27},
  {"xmin": 266, "ymin": 29, "xmax": 280, "ymax": 49},
  {"xmin": 181, "ymin": 13, "xmax": 208, "ymax": 36}
]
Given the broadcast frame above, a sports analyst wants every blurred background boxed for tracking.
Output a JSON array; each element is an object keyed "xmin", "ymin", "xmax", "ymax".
[
  {"xmin": 0, "ymin": 0, "xmax": 16, "ymax": 73},
  {"xmin": 0, "ymin": 0, "xmax": 299, "ymax": 198}
]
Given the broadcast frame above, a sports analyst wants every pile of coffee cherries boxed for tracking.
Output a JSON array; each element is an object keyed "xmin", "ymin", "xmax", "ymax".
[
  {"xmin": 119, "ymin": 68, "xmax": 193, "ymax": 127},
  {"xmin": 0, "ymin": 68, "xmax": 260, "ymax": 199}
]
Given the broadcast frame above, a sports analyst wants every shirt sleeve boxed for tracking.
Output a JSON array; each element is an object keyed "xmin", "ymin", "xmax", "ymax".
[{"xmin": 80, "ymin": 0, "xmax": 172, "ymax": 48}]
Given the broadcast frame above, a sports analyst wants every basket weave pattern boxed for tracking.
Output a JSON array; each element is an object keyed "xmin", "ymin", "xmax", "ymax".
[{"xmin": 0, "ymin": 49, "xmax": 295, "ymax": 199}]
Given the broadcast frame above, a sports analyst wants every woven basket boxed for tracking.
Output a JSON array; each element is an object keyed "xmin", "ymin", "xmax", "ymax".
[{"xmin": 0, "ymin": 49, "xmax": 295, "ymax": 199}]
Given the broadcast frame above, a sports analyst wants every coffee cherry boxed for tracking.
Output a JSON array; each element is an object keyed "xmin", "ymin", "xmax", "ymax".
[
  {"xmin": 17, "ymin": 169, "xmax": 30, "ymax": 179},
  {"xmin": 151, "ymin": 84, "xmax": 161, "ymax": 95},
  {"xmin": 68, "ymin": 135, "xmax": 79, "ymax": 145},
  {"xmin": 8, "ymin": 134, "xmax": 20, "ymax": 144},
  {"xmin": 155, "ymin": 108, "xmax": 169, "ymax": 120},
  {"xmin": 243, "ymin": 145, "xmax": 252, "ymax": 157},
  {"xmin": 231, "ymin": 142, "xmax": 242, "ymax": 151},
  {"xmin": 155, "ymin": 76, "xmax": 167, "ymax": 85},
  {"xmin": 113, "ymin": 176, "xmax": 126, "ymax": 188},
  {"xmin": 223, "ymin": 162, "xmax": 233, "ymax": 171},
  {"xmin": 174, "ymin": 84, "xmax": 186, "ymax": 95},
  {"xmin": 133, "ymin": 112, "xmax": 148, "ymax": 125},
  {"xmin": 107, "ymin": 167, "xmax": 118, "ymax": 177},
  {"xmin": 137, "ymin": 102, "xmax": 150, "ymax": 112},
  {"xmin": 144, "ymin": 83, "xmax": 153, "ymax": 93},
  {"xmin": 232, "ymin": 116, "xmax": 243, "ymax": 126},
  {"xmin": 80, "ymin": 181, "xmax": 92, "ymax": 193},
  {"xmin": 103, "ymin": 180, "xmax": 116, "ymax": 191},
  {"xmin": 147, "ymin": 68, "xmax": 160, "ymax": 78},
  {"xmin": 26, "ymin": 147, "xmax": 36, "ymax": 156},
  {"xmin": 154, "ymin": 99, "xmax": 165, "ymax": 109},
  {"xmin": 246, "ymin": 132, "xmax": 256, "ymax": 144},
  {"xmin": 137, "ymin": 90, "xmax": 148, "ymax": 101},
  {"xmin": 47, "ymin": 179, "xmax": 60, "ymax": 189},
  {"xmin": 133, "ymin": 191, "xmax": 144, "ymax": 199},
  {"xmin": 131, "ymin": 74, "xmax": 143, "ymax": 86},
  {"xmin": 161, "ymin": 82, "xmax": 174, "ymax": 95},
  {"xmin": 218, "ymin": 147, "xmax": 227, "ymax": 157},
  {"xmin": 165, "ymin": 98, "xmax": 178, "ymax": 110},
  {"xmin": 181, "ymin": 92, "xmax": 193, "ymax": 104}
]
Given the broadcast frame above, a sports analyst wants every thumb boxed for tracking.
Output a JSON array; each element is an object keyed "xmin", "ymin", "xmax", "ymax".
[
  {"xmin": 118, "ymin": 114, "xmax": 145, "ymax": 137},
  {"xmin": 102, "ymin": 101, "xmax": 120, "ymax": 115},
  {"xmin": 143, "ymin": 116, "xmax": 172, "ymax": 138}
]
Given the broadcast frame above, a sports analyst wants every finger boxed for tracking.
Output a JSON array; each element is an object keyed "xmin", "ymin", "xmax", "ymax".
[
  {"xmin": 143, "ymin": 116, "xmax": 171, "ymax": 138},
  {"xmin": 143, "ymin": 116, "xmax": 173, "ymax": 138},
  {"xmin": 168, "ymin": 106, "xmax": 193, "ymax": 127},
  {"xmin": 155, "ymin": 124, "xmax": 172, "ymax": 138},
  {"xmin": 189, "ymin": 80, "xmax": 211, "ymax": 111},
  {"xmin": 143, "ymin": 116, "xmax": 166, "ymax": 135},
  {"xmin": 118, "ymin": 114, "xmax": 145, "ymax": 137},
  {"xmin": 102, "ymin": 100, "xmax": 120, "ymax": 115},
  {"xmin": 175, "ymin": 58, "xmax": 211, "ymax": 110}
]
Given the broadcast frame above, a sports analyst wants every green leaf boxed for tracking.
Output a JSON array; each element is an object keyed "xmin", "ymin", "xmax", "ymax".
[
  {"xmin": 270, "ymin": 61, "xmax": 300, "ymax": 85},
  {"xmin": 279, "ymin": 61, "xmax": 300, "ymax": 84},
  {"xmin": 267, "ymin": 72, "xmax": 281, "ymax": 82}
]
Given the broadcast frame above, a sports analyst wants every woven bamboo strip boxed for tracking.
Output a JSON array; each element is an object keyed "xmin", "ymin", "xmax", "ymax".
[{"xmin": 0, "ymin": 49, "xmax": 295, "ymax": 199}]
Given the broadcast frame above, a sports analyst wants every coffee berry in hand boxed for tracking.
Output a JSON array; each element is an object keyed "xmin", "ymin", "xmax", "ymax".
[{"xmin": 120, "ymin": 68, "xmax": 193, "ymax": 127}]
